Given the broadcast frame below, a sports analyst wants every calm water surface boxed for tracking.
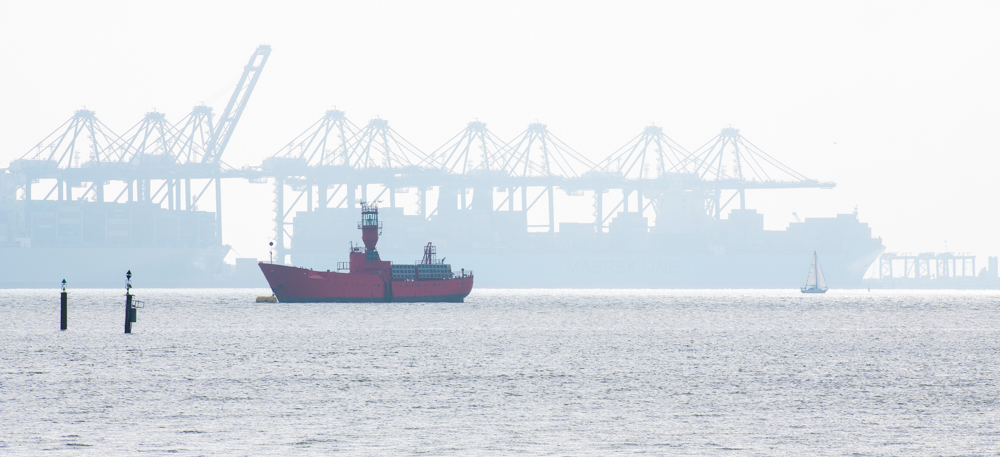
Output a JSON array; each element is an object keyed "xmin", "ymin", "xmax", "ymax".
[{"xmin": 1, "ymin": 288, "xmax": 999, "ymax": 455}]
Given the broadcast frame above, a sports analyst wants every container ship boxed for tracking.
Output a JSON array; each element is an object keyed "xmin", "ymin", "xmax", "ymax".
[
  {"xmin": 259, "ymin": 202, "xmax": 473, "ymax": 302},
  {"xmin": 0, "ymin": 189, "xmax": 230, "ymax": 288},
  {"xmin": 287, "ymin": 205, "xmax": 884, "ymax": 289}
]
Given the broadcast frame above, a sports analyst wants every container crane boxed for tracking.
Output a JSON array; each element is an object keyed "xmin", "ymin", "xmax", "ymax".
[{"xmin": 203, "ymin": 44, "xmax": 271, "ymax": 164}]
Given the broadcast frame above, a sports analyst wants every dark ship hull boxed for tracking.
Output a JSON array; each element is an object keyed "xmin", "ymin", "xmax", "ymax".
[
  {"xmin": 0, "ymin": 245, "xmax": 230, "ymax": 288},
  {"xmin": 456, "ymin": 250, "xmax": 880, "ymax": 289},
  {"xmin": 289, "ymin": 207, "xmax": 884, "ymax": 289},
  {"xmin": 0, "ymin": 199, "xmax": 230, "ymax": 288}
]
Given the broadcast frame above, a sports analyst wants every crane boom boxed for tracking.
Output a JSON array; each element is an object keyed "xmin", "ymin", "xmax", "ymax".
[{"xmin": 203, "ymin": 45, "xmax": 271, "ymax": 163}]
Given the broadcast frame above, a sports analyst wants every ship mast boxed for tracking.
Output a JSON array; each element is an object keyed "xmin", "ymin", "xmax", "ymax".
[{"xmin": 421, "ymin": 242, "xmax": 438, "ymax": 265}]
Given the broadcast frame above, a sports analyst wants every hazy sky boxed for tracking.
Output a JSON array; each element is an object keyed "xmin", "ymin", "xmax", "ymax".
[{"xmin": 2, "ymin": 1, "xmax": 998, "ymax": 266}]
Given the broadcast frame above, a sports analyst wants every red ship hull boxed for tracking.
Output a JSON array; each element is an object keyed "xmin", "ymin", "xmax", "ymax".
[
  {"xmin": 259, "ymin": 263, "xmax": 474, "ymax": 303},
  {"xmin": 260, "ymin": 202, "xmax": 473, "ymax": 303}
]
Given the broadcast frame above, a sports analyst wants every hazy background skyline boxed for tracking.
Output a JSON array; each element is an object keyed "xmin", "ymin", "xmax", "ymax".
[{"xmin": 2, "ymin": 1, "xmax": 998, "ymax": 269}]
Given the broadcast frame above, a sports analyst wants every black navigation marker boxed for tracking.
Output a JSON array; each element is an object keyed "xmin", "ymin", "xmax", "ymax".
[
  {"xmin": 125, "ymin": 270, "xmax": 134, "ymax": 334},
  {"xmin": 60, "ymin": 279, "xmax": 68, "ymax": 331}
]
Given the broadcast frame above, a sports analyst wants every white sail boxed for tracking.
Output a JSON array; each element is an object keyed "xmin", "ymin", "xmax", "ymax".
[
  {"xmin": 802, "ymin": 252, "xmax": 828, "ymax": 293},
  {"xmin": 815, "ymin": 255, "xmax": 827, "ymax": 289},
  {"xmin": 806, "ymin": 258, "xmax": 817, "ymax": 287}
]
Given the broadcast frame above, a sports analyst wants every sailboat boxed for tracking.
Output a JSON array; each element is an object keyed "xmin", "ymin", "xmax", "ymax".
[{"xmin": 801, "ymin": 251, "xmax": 829, "ymax": 293}]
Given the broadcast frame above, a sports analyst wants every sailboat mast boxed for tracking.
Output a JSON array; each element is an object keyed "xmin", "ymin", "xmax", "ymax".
[
  {"xmin": 811, "ymin": 251, "xmax": 818, "ymax": 288},
  {"xmin": 814, "ymin": 251, "xmax": 818, "ymax": 286}
]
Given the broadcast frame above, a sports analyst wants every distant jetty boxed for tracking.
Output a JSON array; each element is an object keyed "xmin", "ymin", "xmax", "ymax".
[{"xmin": 865, "ymin": 253, "xmax": 1000, "ymax": 289}]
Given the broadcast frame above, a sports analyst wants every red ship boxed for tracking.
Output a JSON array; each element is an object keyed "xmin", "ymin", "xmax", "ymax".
[{"xmin": 259, "ymin": 202, "xmax": 474, "ymax": 302}]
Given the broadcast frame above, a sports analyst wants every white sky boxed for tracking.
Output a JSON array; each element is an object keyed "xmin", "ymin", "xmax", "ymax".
[{"xmin": 2, "ymin": 1, "xmax": 998, "ymax": 265}]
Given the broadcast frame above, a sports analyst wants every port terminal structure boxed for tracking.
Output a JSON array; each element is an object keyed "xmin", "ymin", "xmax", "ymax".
[
  {"xmin": 9, "ymin": 45, "xmax": 270, "ymax": 231},
  {"xmin": 2, "ymin": 44, "xmax": 885, "ymax": 289},
  {"xmin": 866, "ymin": 253, "xmax": 1000, "ymax": 289},
  {"xmin": 879, "ymin": 252, "xmax": 978, "ymax": 280},
  {"xmin": 0, "ymin": 46, "xmax": 270, "ymax": 287},
  {"xmin": 246, "ymin": 114, "xmax": 871, "ymax": 289},
  {"xmin": 255, "ymin": 115, "xmax": 836, "ymax": 267}
]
